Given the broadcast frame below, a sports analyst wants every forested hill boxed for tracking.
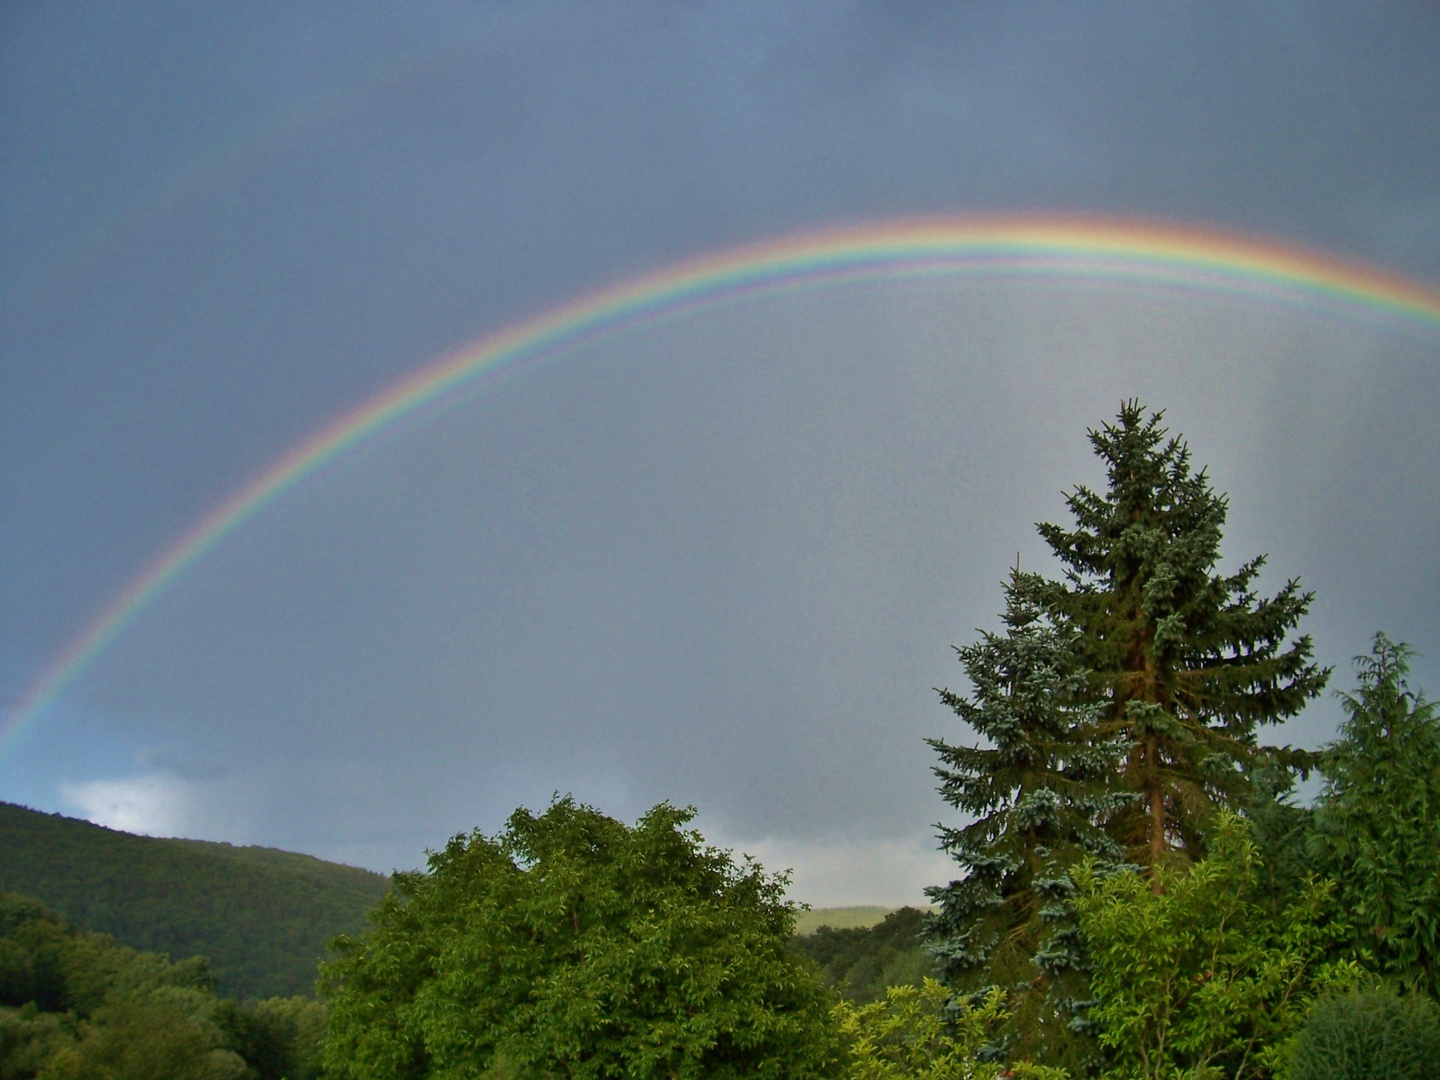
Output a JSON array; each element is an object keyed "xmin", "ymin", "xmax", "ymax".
[{"xmin": 0, "ymin": 802, "xmax": 389, "ymax": 1000}]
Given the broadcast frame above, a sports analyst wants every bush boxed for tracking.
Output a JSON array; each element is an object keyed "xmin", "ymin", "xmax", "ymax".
[
  {"xmin": 1074, "ymin": 814, "xmax": 1360, "ymax": 1080},
  {"xmin": 833, "ymin": 979, "xmax": 1066, "ymax": 1080},
  {"xmin": 1287, "ymin": 987, "xmax": 1440, "ymax": 1080}
]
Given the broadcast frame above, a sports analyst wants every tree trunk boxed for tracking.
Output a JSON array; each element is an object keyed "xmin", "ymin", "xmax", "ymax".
[{"xmin": 1148, "ymin": 736, "xmax": 1165, "ymax": 894}]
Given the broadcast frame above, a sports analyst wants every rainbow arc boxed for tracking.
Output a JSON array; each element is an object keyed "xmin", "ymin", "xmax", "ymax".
[{"xmin": 11, "ymin": 215, "xmax": 1440, "ymax": 746}]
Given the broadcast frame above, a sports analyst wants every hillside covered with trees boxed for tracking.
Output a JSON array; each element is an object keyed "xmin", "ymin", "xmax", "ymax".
[
  {"xmin": 791, "ymin": 907, "xmax": 932, "ymax": 1004},
  {"xmin": 0, "ymin": 803, "xmax": 389, "ymax": 1000},
  {"xmin": 0, "ymin": 889, "xmax": 326, "ymax": 1079}
]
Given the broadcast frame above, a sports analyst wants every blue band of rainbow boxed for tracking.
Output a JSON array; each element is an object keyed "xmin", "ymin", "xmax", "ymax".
[{"xmin": 10, "ymin": 215, "xmax": 1440, "ymax": 748}]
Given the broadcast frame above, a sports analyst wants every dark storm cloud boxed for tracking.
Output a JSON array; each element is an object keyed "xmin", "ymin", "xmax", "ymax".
[{"xmin": 3, "ymin": 1, "xmax": 1439, "ymax": 897}]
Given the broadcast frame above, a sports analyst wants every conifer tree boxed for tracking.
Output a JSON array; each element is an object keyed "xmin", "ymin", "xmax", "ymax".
[
  {"xmin": 1311, "ymin": 634, "xmax": 1440, "ymax": 994},
  {"xmin": 925, "ymin": 567, "xmax": 1128, "ymax": 1067},
  {"xmin": 1037, "ymin": 402, "xmax": 1328, "ymax": 871}
]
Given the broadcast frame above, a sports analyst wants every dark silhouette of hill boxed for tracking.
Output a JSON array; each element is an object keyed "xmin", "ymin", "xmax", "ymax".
[{"xmin": 0, "ymin": 802, "xmax": 389, "ymax": 1000}]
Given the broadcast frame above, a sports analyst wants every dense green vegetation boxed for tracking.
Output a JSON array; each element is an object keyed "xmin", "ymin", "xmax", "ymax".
[
  {"xmin": 1073, "ymin": 813, "xmax": 1359, "ymax": 1080},
  {"xmin": 0, "ymin": 889, "xmax": 325, "ymax": 1079},
  {"xmin": 833, "ymin": 980, "xmax": 1064, "ymax": 1080},
  {"xmin": 1286, "ymin": 986, "xmax": 1440, "ymax": 1080},
  {"xmin": 924, "ymin": 403, "xmax": 1440, "ymax": 1079},
  {"xmin": 0, "ymin": 803, "xmax": 389, "ymax": 1000},
  {"xmin": 1310, "ymin": 635, "xmax": 1440, "ymax": 995},
  {"xmin": 320, "ymin": 797, "xmax": 840, "ymax": 1080},
  {"xmin": 794, "ymin": 908, "xmax": 900, "ymax": 936},
  {"xmin": 792, "ymin": 908, "xmax": 932, "ymax": 1004}
]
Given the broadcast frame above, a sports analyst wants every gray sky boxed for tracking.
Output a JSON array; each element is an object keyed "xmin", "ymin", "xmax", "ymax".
[{"xmin": 3, "ymin": 2, "xmax": 1439, "ymax": 904}]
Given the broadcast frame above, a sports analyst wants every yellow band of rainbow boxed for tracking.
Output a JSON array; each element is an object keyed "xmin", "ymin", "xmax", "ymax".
[{"xmin": 10, "ymin": 215, "xmax": 1440, "ymax": 748}]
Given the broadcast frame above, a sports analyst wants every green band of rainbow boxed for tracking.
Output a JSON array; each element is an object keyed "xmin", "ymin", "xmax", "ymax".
[{"xmin": 10, "ymin": 215, "xmax": 1440, "ymax": 750}]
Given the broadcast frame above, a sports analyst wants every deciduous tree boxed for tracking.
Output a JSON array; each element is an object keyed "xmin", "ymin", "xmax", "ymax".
[
  {"xmin": 1074, "ymin": 814, "xmax": 1359, "ymax": 1080},
  {"xmin": 320, "ymin": 797, "xmax": 840, "ymax": 1080}
]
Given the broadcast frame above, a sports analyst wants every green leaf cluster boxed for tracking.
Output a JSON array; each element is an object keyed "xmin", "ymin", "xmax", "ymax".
[
  {"xmin": 834, "ymin": 979, "xmax": 1067, "ymax": 1080},
  {"xmin": 0, "ymin": 889, "xmax": 326, "ymax": 1080},
  {"xmin": 319, "ymin": 797, "xmax": 840, "ymax": 1080},
  {"xmin": 1073, "ymin": 813, "xmax": 1361, "ymax": 1080}
]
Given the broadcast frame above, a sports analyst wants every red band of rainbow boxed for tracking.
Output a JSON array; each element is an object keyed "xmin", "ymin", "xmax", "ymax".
[{"xmin": 10, "ymin": 215, "xmax": 1440, "ymax": 746}]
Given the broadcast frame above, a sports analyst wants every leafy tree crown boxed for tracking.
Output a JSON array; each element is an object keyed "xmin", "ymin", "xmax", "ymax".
[{"xmin": 320, "ymin": 797, "xmax": 840, "ymax": 1080}]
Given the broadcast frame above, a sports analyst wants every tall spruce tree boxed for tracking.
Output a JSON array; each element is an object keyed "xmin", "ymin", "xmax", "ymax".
[
  {"xmin": 925, "ymin": 567, "xmax": 1128, "ymax": 1068},
  {"xmin": 1037, "ymin": 402, "xmax": 1328, "ymax": 871}
]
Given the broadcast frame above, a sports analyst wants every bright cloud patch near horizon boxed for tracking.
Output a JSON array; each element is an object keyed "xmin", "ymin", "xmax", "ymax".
[{"xmin": 58, "ymin": 774, "xmax": 221, "ymax": 840}]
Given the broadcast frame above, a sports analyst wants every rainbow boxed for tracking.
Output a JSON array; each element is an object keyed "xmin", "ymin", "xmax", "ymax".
[{"xmin": 10, "ymin": 215, "xmax": 1440, "ymax": 748}]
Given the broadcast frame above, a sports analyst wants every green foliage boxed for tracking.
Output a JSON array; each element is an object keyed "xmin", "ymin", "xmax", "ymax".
[
  {"xmin": 210, "ymin": 994, "xmax": 329, "ymax": 1080},
  {"xmin": 1074, "ymin": 814, "xmax": 1360, "ymax": 1080},
  {"xmin": 35, "ymin": 995, "xmax": 249, "ymax": 1080},
  {"xmin": 246, "ymin": 995, "xmax": 328, "ymax": 1080},
  {"xmin": 0, "ymin": 890, "xmax": 325, "ymax": 1080},
  {"xmin": 926, "ymin": 567, "xmax": 1128, "ymax": 1069},
  {"xmin": 833, "ymin": 979, "xmax": 1066, "ymax": 1080},
  {"xmin": 924, "ymin": 404, "xmax": 1332, "ymax": 1067},
  {"xmin": 793, "ymin": 907, "xmax": 933, "ymax": 1004},
  {"xmin": 1285, "ymin": 986, "xmax": 1440, "ymax": 1080},
  {"xmin": 1311, "ymin": 634, "xmax": 1440, "ymax": 995},
  {"xmin": 1239, "ymin": 763, "xmax": 1317, "ymax": 915},
  {"xmin": 1037, "ymin": 402, "xmax": 1327, "ymax": 867},
  {"xmin": 0, "ymin": 1005, "xmax": 74, "ymax": 1080},
  {"xmin": 320, "ymin": 797, "xmax": 841, "ymax": 1080},
  {"xmin": 0, "ymin": 801, "xmax": 389, "ymax": 999},
  {"xmin": 794, "ymin": 909, "xmax": 900, "ymax": 936}
]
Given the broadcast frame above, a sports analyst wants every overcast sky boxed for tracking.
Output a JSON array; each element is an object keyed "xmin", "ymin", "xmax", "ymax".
[{"xmin": 3, "ymin": 2, "xmax": 1440, "ymax": 904}]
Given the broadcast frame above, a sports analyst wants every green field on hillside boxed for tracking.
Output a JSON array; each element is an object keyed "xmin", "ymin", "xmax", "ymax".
[{"xmin": 793, "ymin": 905, "xmax": 899, "ymax": 935}]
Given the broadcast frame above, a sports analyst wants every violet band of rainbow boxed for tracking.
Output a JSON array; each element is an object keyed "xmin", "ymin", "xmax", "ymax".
[{"xmin": 10, "ymin": 215, "xmax": 1440, "ymax": 747}]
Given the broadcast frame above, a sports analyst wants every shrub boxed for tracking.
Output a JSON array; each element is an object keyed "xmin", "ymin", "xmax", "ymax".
[
  {"xmin": 833, "ymin": 979, "xmax": 1066, "ymax": 1080},
  {"xmin": 1287, "ymin": 986, "xmax": 1440, "ymax": 1080},
  {"xmin": 1074, "ymin": 813, "xmax": 1361, "ymax": 1080}
]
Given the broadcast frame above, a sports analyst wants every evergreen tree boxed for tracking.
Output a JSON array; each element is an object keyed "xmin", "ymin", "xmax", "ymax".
[
  {"xmin": 1239, "ymin": 761, "xmax": 1316, "ymax": 913},
  {"xmin": 1037, "ymin": 402, "xmax": 1328, "ymax": 871},
  {"xmin": 1311, "ymin": 634, "xmax": 1440, "ymax": 994},
  {"xmin": 925, "ymin": 568, "xmax": 1128, "ymax": 1068}
]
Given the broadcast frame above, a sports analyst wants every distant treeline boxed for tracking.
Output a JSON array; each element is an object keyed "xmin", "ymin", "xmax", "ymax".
[
  {"xmin": 0, "ymin": 888, "xmax": 324, "ymax": 1079},
  {"xmin": 0, "ymin": 803, "xmax": 389, "ymax": 1000},
  {"xmin": 791, "ymin": 907, "xmax": 933, "ymax": 1003}
]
